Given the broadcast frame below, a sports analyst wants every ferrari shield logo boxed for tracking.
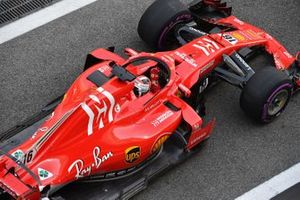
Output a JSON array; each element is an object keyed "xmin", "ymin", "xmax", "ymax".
[{"xmin": 125, "ymin": 146, "xmax": 141, "ymax": 163}]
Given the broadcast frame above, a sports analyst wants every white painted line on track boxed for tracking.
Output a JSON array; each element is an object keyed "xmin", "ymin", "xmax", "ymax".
[
  {"xmin": 235, "ymin": 162, "xmax": 300, "ymax": 200},
  {"xmin": 0, "ymin": 0, "xmax": 98, "ymax": 44}
]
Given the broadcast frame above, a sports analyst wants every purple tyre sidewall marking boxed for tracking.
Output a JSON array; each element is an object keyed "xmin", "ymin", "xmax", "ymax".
[
  {"xmin": 158, "ymin": 14, "xmax": 192, "ymax": 49},
  {"xmin": 261, "ymin": 83, "xmax": 292, "ymax": 121}
]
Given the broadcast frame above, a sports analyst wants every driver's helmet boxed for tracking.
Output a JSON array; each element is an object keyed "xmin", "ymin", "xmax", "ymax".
[{"xmin": 134, "ymin": 75, "xmax": 151, "ymax": 97}]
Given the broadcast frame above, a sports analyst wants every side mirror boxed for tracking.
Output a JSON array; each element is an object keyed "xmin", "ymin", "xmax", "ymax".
[
  {"xmin": 124, "ymin": 48, "xmax": 138, "ymax": 57},
  {"xmin": 178, "ymin": 84, "xmax": 191, "ymax": 98}
]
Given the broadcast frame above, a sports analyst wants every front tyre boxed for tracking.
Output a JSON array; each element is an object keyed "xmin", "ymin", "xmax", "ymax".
[
  {"xmin": 138, "ymin": 0, "xmax": 192, "ymax": 50},
  {"xmin": 240, "ymin": 67, "xmax": 293, "ymax": 123}
]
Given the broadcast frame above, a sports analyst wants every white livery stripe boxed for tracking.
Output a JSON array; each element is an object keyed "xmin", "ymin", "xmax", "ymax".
[
  {"xmin": 89, "ymin": 95, "xmax": 100, "ymax": 104},
  {"xmin": 235, "ymin": 163, "xmax": 300, "ymax": 200},
  {"xmin": 95, "ymin": 103, "xmax": 107, "ymax": 129},
  {"xmin": 0, "ymin": 0, "xmax": 98, "ymax": 44},
  {"xmin": 97, "ymin": 87, "xmax": 115, "ymax": 123},
  {"xmin": 81, "ymin": 103, "xmax": 94, "ymax": 136},
  {"xmin": 193, "ymin": 44, "xmax": 210, "ymax": 56},
  {"xmin": 203, "ymin": 38, "xmax": 220, "ymax": 49}
]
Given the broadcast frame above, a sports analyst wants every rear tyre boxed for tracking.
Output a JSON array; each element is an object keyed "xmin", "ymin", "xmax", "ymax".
[
  {"xmin": 240, "ymin": 67, "xmax": 292, "ymax": 123},
  {"xmin": 138, "ymin": 0, "xmax": 192, "ymax": 50}
]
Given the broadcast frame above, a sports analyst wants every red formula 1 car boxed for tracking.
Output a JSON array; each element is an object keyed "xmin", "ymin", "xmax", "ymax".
[{"xmin": 0, "ymin": 0, "xmax": 299, "ymax": 199}]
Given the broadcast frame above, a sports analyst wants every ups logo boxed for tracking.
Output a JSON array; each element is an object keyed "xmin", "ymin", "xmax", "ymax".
[{"xmin": 125, "ymin": 146, "xmax": 141, "ymax": 163}]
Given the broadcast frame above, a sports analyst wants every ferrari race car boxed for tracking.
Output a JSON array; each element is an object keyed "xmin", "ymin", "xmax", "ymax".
[{"xmin": 0, "ymin": 0, "xmax": 299, "ymax": 199}]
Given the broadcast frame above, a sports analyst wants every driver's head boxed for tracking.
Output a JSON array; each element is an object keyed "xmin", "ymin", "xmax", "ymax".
[{"xmin": 134, "ymin": 75, "xmax": 151, "ymax": 97}]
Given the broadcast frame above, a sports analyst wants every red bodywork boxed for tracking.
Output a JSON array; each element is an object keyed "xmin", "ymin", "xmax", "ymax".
[{"xmin": 0, "ymin": 9, "xmax": 298, "ymax": 200}]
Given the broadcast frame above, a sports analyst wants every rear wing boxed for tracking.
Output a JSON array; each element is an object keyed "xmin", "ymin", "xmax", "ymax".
[{"xmin": 84, "ymin": 47, "xmax": 125, "ymax": 71}]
